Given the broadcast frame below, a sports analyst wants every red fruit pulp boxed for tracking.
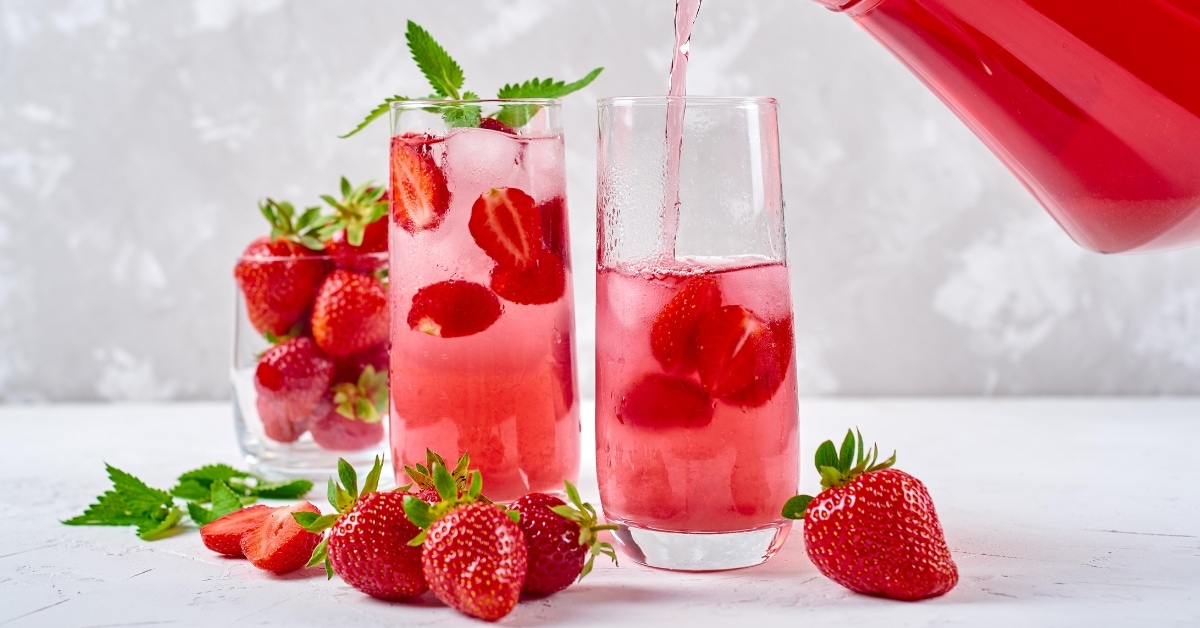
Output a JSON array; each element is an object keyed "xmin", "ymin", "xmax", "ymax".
[
  {"xmin": 390, "ymin": 137, "xmax": 451, "ymax": 234},
  {"xmin": 200, "ymin": 505, "xmax": 277, "ymax": 557},
  {"xmin": 240, "ymin": 502, "xmax": 323, "ymax": 574}
]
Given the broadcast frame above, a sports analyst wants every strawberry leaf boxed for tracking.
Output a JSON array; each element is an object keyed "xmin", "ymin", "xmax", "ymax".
[
  {"xmin": 838, "ymin": 429, "xmax": 856, "ymax": 474},
  {"xmin": 406, "ymin": 20, "xmax": 463, "ymax": 100},
  {"xmin": 814, "ymin": 440, "xmax": 839, "ymax": 473},
  {"xmin": 781, "ymin": 495, "xmax": 813, "ymax": 519},
  {"xmin": 361, "ymin": 456, "xmax": 383, "ymax": 496},
  {"xmin": 338, "ymin": 459, "xmax": 359, "ymax": 500}
]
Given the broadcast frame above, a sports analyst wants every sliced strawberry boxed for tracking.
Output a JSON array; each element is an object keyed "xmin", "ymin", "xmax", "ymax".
[
  {"xmin": 722, "ymin": 316, "xmax": 794, "ymax": 408},
  {"xmin": 408, "ymin": 280, "xmax": 502, "ymax": 338},
  {"xmin": 538, "ymin": 196, "xmax": 569, "ymax": 263},
  {"xmin": 618, "ymin": 374, "xmax": 714, "ymax": 429},
  {"xmin": 695, "ymin": 305, "xmax": 786, "ymax": 402},
  {"xmin": 650, "ymin": 277, "xmax": 723, "ymax": 374},
  {"xmin": 390, "ymin": 137, "xmax": 450, "ymax": 234},
  {"xmin": 469, "ymin": 187, "xmax": 543, "ymax": 268},
  {"xmin": 239, "ymin": 502, "xmax": 323, "ymax": 574},
  {"xmin": 200, "ymin": 505, "xmax": 277, "ymax": 557},
  {"xmin": 479, "ymin": 117, "xmax": 517, "ymax": 135},
  {"xmin": 490, "ymin": 249, "xmax": 566, "ymax": 305}
]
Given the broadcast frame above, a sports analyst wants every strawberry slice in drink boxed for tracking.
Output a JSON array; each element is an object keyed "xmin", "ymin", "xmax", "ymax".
[
  {"xmin": 490, "ymin": 249, "xmax": 565, "ymax": 305},
  {"xmin": 650, "ymin": 277, "xmax": 722, "ymax": 373},
  {"xmin": 695, "ymin": 305, "xmax": 792, "ymax": 406},
  {"xmin": 200, "ymin": 505, "xmax": 277, "ymax": 557},
  {"xmin": 469, "ymin": 187, "xmax": 544, "ymax": 269},
  {"xmin": 617, "ymin": 373, "xmax": 714, "ymax": 429},
  {"xmin": 390, "ymin": 136, "xmax": 451, "ymax": 234},
  {"xmin": 408, "ymin": 280, "xmax": 503, "ymax": 338}
]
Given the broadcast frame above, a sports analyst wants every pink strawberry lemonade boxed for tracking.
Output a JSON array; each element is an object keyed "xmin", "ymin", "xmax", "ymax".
[
  {"xmin": 596, "ymin": 258, "xmax": 798, "ymax": 533},
  {"xmin": 389, "ymin": 116, "xmax": 580, "ymax": 503}
]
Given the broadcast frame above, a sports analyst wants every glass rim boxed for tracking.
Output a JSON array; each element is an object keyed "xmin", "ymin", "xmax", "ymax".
[
  {"xmin": 236, "ymin": 251, "xmax": 388, "ymax": 263},
  {"xmin": 598, "ymin": 96, "xmax": 778, "ymax": 107},
  {"xmin": 390, "ymin": 98, "xmax": 561, "ymax": 109}
]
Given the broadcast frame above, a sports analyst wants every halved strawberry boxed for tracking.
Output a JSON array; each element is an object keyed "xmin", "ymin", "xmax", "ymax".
[
  {"xmin": 695, "ymin": 305, "xmax": 789, "ymax": 403},
  {"xmin": 490, "ymin": 249, "xmax": 565, "ymax": 305},
  {"xmin": 650, "ymin": 277, "xmax": 723, "ymax": 373},
  {"xmin": 469, "ymin": 187, "xmax": 543, "ymax": 268},
  {"xmin": 617, "ymin": 374, "xmax": 714, "ymax": 429},
  {"xmin": 407, "ymin": 280, "xmax": 502, "ymax": 338},
  {"xmin": 200, "ymin": 505, "xmax": 277, "ymax": 557},
  {"xmin": 390, "ymin": 136, "xmax": 450, "ymax": 234},
  {"xmin": 538, "ymin": 196, "xmax": 569, "ymax": 263},
  {"xmin": 239, "ymin": 502, "xmax": 323, "ymax": 574},
  {"xmin": 722, "ymin": 316, "xmax": 794, "ymax": 408}
]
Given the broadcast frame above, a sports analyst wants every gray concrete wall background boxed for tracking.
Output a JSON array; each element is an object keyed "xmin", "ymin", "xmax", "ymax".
[{"xmin": 2, "ymin": 0, "xmax": 1199, "ymax": 402}]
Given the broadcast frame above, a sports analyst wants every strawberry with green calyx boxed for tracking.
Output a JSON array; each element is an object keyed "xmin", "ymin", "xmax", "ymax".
[
  {"xmin": 235, "ymin": 198, "xmax": 332, "ymax": 338},
  {"xmin": 320, "ymin": 177, "xmax": 389, "ymax": 273},
  {"xmin": 309, "ymin": 365, "xmax": 387, "ymax": 451},
  {"xmin": 339, "ymin": 20, "xmax": 603, "ymax": 138},
  {"xmin": 400, "ymin": 449, "xmax": 482, "ymax": 504},
  {"xmin": 782, "ymin": 429, "xmax": 958, "ymax": 601},
  {"xmin": 294, "ymin": 457, "xmax": 428, "ymax": 600},
  {"xmin": 403, "ymin": 463, "xmax": 527, "ymax": 621},
  {"xmin": 512, "ymin": 481, "xmax": 618, "ymax": 596}
]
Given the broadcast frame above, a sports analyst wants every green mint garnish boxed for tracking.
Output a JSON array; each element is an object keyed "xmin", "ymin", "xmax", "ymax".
[
  {"xmin": 64, "ymin": 462, "xmax": 314, "ymax": 540},
  {"xmin": 62, "ymin": 464, "xmax": 185, "ymax": 540},
  {"xmin": 340, "ymin": 19, "xmax": 603, "ymax": 138},
  {"xmin": 172, "ymin": 463, "xmax": 313, "ymax": 502}
]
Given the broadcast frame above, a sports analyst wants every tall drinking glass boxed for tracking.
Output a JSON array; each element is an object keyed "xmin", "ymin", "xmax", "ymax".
[
  {"xmin": 388, "ymin": 100, "xmax": 580, "ymax": 502},
  {"xmin": 596, "ymin": 96, "xmax": 798, "ymax": 570}
]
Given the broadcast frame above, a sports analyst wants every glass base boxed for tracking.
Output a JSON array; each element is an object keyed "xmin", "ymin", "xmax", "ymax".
[{"xmin": 605, "ymin": 516, "xmax": 791, "ymax": 571}]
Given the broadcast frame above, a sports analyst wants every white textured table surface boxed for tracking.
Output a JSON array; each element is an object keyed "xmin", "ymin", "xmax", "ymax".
[{"xmin": 2, "ymin": 399, "xmax": 1198, "ymax": 627}]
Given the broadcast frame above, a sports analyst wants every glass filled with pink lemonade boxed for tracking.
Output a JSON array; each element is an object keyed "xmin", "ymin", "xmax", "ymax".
[
  {"xmin": 388, "ymin": 100, "xmax": 579, "ymax": 502},
  {"xmin": 596, "ymin": 96, "xmax": 798, "ymax": 570}
]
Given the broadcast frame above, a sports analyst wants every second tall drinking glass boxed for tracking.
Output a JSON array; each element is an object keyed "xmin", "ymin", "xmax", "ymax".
[
  {"xmin": 596, "ymin": 97, "xmax": 799, "ymax": 570},
  {"xmin": 388, "ymin": 100, "xmax": 580, "ymax": 503}
]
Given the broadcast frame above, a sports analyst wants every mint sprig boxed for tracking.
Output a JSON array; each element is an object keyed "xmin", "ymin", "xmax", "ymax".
[
  {"xmin": 64, "ymin": 462, "xmax": 314, "ymax": 540},
  {"xmin": 62, "ymin": 464, "xmax": 185, "ymax": 540},
  {"xmin": 340, "ymin": 19, "xmax": 603, "ymax": 138}
]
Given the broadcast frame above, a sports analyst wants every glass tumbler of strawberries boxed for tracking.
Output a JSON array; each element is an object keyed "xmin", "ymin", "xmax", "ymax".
[
  {"xmin": 233, "ymin": 183, "xmax": 391, "ymax": 479},
  {"xmin": 595, "ymin": 97, "xmax": 799, "ymax": 570},
  {"xmin": 387, "ymin": 99, "xmax": 580, "ymax": 503}
]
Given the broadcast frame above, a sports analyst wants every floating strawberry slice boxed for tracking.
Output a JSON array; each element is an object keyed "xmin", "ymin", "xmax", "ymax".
[
  {"xmin": 390, "ymin": 137, "xmax": 450, "ymax": 234},
  {"xmin": 538, "ymin": 196, "xmax": 569, "ymax": 263},
  {"xmin": 239, "ymin": 502, "xmax": 323, "ymax": 574},
  {"xmin": 650, "ymin": 277, "xmax": 722, "ymax": 373},
  {"xmin": 618, "ymin": 374, "xmax": 714, "ymax": 429},
  {"xmin": 469, "ymin": 187, "xmax": 544, "ymax": 268},
  {"xmin": 408, "ymin": 280, "xmax": 503, "ymax": 338},
  {"xmin": 479, "ymin": 117, "xmax": 517, "ymax": 135},
  {"xmin": 722, "ymin": 316, "xmax": 794, "ymax": 408},
  {"xmin": 200, "ymin": 505, "xmax": 277, "ymax": 557},
  {"xmin": 695, "ymin": 305, "xmax": 790, "ymax": 403},
  {"xmin": 490, "ymin": 249, "xmax": 566, "ymax": 305}
]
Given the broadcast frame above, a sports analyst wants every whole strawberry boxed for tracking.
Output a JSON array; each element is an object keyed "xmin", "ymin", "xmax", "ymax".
[
  {"xmin": 310, "ymin": 269, "xmax": 389, "ymax": 357},
  {"xmin": 511, "ymin": 481, "xmax": 617, "ymax": 596},
  {"xmin": 295, "ymin": 457, "xmax": 427, "ymax": 601},
  {"xmin": 234, "ymin": 198, "xmax": 331, "ymax": 337},
  {"xmin": 404, "ymin": 463, "xmax": 527, "ymax": 621},
  {"xmin": 320, "ymin": 177, "xmax": 389, "ymax": 273},
  {"xmin": 254, "ymin": 337, "xmax": 335, "ymax": 442},
  {"xmin": 782, "ymin": 430, "xmax": 958, "ymax": 601}
]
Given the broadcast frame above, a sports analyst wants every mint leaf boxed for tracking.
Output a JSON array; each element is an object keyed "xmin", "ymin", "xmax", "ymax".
[
  {"xmin": 170, "ymin": 480, "xmax": 210, "ymax": 502},
  {"xmin": 253, "ymin": 478, "xmax": 313, "ymax": 499},
  {"xmin": 495, "ymin": 67, "xmax": 604, "ymax": 128},
  {"xmin": 209, "ymin": 481, "xmax": 243, "ymax": 520},
  {"xmin": 442, "ymin": 103, "xmax": 482, "ymax": 128},
  {"xmin": 136, "ymin": 507, "xmax": 184, "ymax": 541},
  {"xmin": 406, "ymin": 20, "xmax": 463, "ymax": 100},
  {"xmin": 339, "ymin": 95, "xmax": 410, "ymax": 139},
  {"xmin": 63, "ymin": 464, "xmax": 183, "ymax": 540}
]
